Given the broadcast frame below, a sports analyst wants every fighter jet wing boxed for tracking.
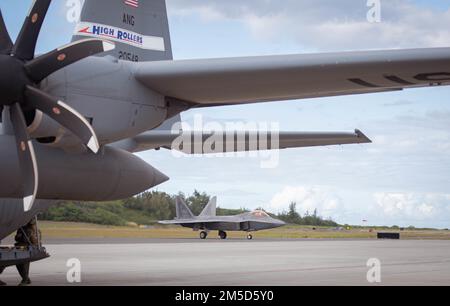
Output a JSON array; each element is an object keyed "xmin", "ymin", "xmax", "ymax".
[
  {"xmin": 158, "ymin": 220, "xmax": 196, "ymax": 225},
  {"xmin": 117, "ymin": 130, "xmax": 371, "ymax": 154},
  {"xmin": 158, "ymin": 219, "xmax": 240, "ymax": 225},
  {"xmin": 134, "ymin": 48, "xmax": 450, "ymax": 105}
]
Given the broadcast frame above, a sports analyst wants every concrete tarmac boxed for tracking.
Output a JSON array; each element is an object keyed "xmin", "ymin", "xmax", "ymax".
[{"xmin": 1, "ymin": 239, "xmax": 450, "ymax": 286}]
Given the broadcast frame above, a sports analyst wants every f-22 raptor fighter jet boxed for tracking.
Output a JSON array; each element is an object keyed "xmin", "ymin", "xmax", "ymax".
[{"xmin": 159, "ymin": 197, "xmax": 286, "ymax": 240}]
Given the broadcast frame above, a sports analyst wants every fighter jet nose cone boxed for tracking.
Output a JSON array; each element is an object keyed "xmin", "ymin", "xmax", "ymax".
[{"xmin": 276, "ymin": 219, "xmax": 287, "ymax": 227}]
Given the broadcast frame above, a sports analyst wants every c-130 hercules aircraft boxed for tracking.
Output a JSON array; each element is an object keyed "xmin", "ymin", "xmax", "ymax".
[{"xmin": 0, "ymin": 0, "xmax": 449, "ymax": 284}]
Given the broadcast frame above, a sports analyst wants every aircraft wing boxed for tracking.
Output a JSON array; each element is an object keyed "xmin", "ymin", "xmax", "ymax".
[
  {"xmin": 134, "ymin": 47, "xmax": 450, "ymax": 105},
  {"xmin": 116, "ymin": 130, "xmax": 371, "ymax": 154},
  {"xmin": 158, "ymin": 219, "xmax": 240, "ymax": 225},
  {"xmin": 158, "ymin": 220, "xmax": 195, "ymax": 225}
]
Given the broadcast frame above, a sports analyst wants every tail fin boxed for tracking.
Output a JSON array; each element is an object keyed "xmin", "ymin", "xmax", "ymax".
[
  {"xmin": 199, "ymin": 197, "xmax": 217, "ymax": 218},
  {"xmin": 176, "ymin": 197, "xmax": 194, "ymax": 220},
  {"xmin": 72, "ymin": 0, "xmax": 173, "ymax": 62}
]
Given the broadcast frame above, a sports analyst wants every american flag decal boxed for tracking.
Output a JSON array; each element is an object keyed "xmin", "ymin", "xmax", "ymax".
[{"xmin": 125, "ymin": 0, "xmax": 139, "ymax": 8}]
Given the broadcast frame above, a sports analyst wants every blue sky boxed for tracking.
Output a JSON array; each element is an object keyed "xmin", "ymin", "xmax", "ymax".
[{"xmin": 2, "ymin": 0, "xmax": 450, "ymax": 228}]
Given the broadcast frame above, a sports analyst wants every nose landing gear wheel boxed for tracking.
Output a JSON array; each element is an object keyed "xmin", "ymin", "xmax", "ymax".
[
  {"xmin": 219, "ymin": 230, "xmax": 227, "ymax": 240},
  {"xmin": 200, "ymin": 231, "xmax": 208, "ymax": 239},
  {"xmin": 247, "ymin": 234, "xmax": 253, "ymax": 240}
]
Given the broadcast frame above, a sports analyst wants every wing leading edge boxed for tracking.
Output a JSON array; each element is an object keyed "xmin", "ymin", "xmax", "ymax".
[{"xmin": 134, "ymin": 47, "xmax": 450, "ymax": 105}]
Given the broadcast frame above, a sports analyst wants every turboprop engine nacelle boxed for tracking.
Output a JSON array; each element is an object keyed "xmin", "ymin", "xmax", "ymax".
[{"xmin": 0, "ymin": 135, "xmax": 169, "ymax": 201}]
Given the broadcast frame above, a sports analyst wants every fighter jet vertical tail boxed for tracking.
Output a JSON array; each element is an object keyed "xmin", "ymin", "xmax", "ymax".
[
  {"xmin": 72, "ymin": 0, "xmax": 173, "ymax": 62},
  {"xmin": 199, "ymin": 197, "xmax": 217, "ymax": 218},
  {"xmin": 175, "ymin": 197, "xmax": 195, "ymax": 220}
]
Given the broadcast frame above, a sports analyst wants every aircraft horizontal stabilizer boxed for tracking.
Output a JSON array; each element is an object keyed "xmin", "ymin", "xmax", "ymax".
[{"xmin": 115, "ymin": 129, "xmax": 371, "ymax": 154}]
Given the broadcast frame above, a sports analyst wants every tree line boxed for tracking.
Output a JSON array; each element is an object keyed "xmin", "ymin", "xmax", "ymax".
[
  {"xmin": 40, "ymin": 190, "xmax": 338, "ymax": 227},
  {"xmin": 277, "ymin": 202, "xmax": 338, "ymax": 227}
]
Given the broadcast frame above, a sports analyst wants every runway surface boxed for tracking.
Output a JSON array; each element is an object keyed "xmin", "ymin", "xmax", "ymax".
[{"xmin": 1, "ymin": 239, "xmax": 450, "ymax": 286}]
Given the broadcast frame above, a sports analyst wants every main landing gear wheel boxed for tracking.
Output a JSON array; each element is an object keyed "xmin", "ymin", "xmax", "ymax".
[
  {"xmin": 200, "ymin": 231, "xmax": 208, "ymax": 240},
  {"xmin": 219, "ymin": 231, "xmax": 227, "ymax": 240},
  {"xmin": 247, "ymin": 234, "xmax": 253, "ymax": 240}
]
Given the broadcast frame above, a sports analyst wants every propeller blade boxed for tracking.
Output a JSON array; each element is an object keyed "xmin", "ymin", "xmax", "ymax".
[
  {"xmin": 11, "ymin": 0, "xmax": 51, "ymax": 60},
  {"xmin": 25, "ymin": 86, "xmax": 100, "ymax": 153},
  {"xmin": 25, "ymin": 39, "xmax": 115, "ymax": 82},
  {"xmin": 9, "ymin": 103, "xmax": 39, "ymax": 212},
  {"xmin": 0, "ymin": 10, "xmax": 13, "ymax": 54}
]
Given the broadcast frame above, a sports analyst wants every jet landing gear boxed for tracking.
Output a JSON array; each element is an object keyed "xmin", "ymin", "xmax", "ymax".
[
  {"xmin": 199, "ymin": 231, "xmax": 208, "ymax": 240},
  {"xmin": 247, "ymin": 233, "xmax": 253, "ymax": 240},
  {"xmin": 219, "ymin": 231, "xmax": 228, "ymax": 240},
  {"xmin": 0, "ymin": 217, "xmax": 49, "ymax": 286}
]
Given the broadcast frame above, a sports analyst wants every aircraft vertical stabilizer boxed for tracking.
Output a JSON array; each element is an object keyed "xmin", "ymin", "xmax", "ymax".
[
  {"xmin": 73, "ymin": 0, "xmax": 173, "ymax": 62},
  {"xmin": 175, "ymin": 197, "xmax": 195, "ymax": 220},
  {"xmin": 199, "ymin": 197, "xmax": 217, "ymax": 218}
]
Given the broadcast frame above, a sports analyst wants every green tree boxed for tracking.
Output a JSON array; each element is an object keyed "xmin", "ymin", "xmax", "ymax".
[
  {"xmin": 186, "ymin": 190, "xmax": 210, "ymax": 215},
  {"xmin": 277, "ymin": 202, "xmax": 338, "ymax": 227}
]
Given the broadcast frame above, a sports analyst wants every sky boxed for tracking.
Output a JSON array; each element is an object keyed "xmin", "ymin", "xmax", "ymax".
[{"xmin": 1, "ymin": 0, "xmax": 450, "ymax": 228}]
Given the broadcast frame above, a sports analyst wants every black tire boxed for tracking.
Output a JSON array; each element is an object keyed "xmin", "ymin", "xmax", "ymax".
[
  {"xmin": 247, "ymin": 234, "xmax": 253, "ymax": 240},
  {"xmin": 219, "ymin": 231, "xmax": 227, "ymax": 240},
  {"xmin": 200, "ymin": 231, "xmax": 208, "ymax": 240}
]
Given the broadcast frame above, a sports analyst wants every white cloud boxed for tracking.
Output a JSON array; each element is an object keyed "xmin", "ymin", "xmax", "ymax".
[
  {"xmin": 372, "ymin": 192, "xmax": 450, "ymax": 224},
  {"xmin": 269, "ymin": 185, "xmax": 343, "ymax": 218},
  {"xmin": 364, "ymin": 110, "xmax": 450, "ymax": 157},
  {"xmin": 167, "ymin": 0, "xmax": 450, "ymax": 50}
]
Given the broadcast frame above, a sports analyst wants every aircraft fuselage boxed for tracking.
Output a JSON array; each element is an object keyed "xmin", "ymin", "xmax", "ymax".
[{"xmin": 33, "ymin": 56, "xmax": 170, "ymax": 150}]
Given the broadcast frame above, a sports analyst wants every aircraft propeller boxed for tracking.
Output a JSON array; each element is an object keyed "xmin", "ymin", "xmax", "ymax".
[{"xmin": 0, "ymin": 0, "xmax": 115, "ymax": 211}]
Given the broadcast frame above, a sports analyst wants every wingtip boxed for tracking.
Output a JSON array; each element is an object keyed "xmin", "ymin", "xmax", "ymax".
[{"xmin": 355, "ymin": 129, "xmax": 372, "ymax": 144}]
